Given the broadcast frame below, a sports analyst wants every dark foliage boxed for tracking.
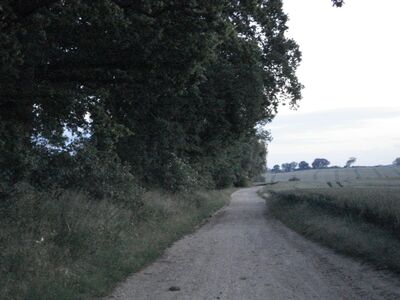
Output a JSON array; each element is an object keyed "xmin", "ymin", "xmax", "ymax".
[
  {"xmin": 312, "ymin": 158, "xmax": 330, "ymax": 169},
  {"xmin": 298, "ymin": 161, "xmax": 311, "ymax": 170},
  {"xmin": 0, "ymin": 1, "xmax": 302, "ymax": 296},
  {"xmin": 332, "ymin": 0, "xmax": 344, "ymax": 7},
  {"xmin": 272, "ymin": 165, "xmax": 281, "ymax": 173},
  {"xmin": 345, "ymin": 157, "xmax": 356, "ymax": 168},
  {"xmin": 1, "ymin": 0, "xmax": 302, "ymax": 194}
]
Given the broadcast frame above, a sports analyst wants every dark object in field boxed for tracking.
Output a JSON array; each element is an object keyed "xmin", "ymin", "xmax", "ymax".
[
  {"xmin": 289, "ymin": 177, "xmax": 300, "ymax": 182},
  {"xmin": 327, "ymin": 182, "xmax": 333, "ymax": 188},
  {"xmin": 336, "ymin": 181, "xmax": 343, "ymax": 188},
  {"xmin": 169, "ymin": 286, "xmax": 181, "ymax": 291},
  {"xmin": 332, "ymin": 0, "xmax": 344, "ymax": 7},
  {"xmin": 266, "ymin": 181, "xmax": 279, "ymax": 186},
  {"xmin": 253, "ymin": 182, "xmax": 268, "ymax": 187}
]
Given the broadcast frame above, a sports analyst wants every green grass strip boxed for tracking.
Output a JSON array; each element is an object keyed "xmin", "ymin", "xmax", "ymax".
[{"xmin": 260, "ymin": 190, "xmax": 400, "ymax": 273}]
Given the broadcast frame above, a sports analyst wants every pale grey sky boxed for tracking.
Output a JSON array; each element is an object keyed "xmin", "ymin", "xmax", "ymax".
[{"xmin": 267, "ymin": 0, "xmax": 400, "ymax": 167}]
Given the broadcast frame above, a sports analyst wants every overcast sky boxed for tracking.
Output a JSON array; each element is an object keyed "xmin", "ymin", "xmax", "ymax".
[{"xmin": 267, "ymin": 0, "xmax": 400, "ymax": 167}]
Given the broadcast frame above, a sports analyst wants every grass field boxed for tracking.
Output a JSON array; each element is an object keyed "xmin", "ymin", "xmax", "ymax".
[
  {"xmin": 264, "ymin": 165, "xmax": 400, "ymax": 183},
  {"xmin": 260, "ymin": 166, "xmax": 400, "ymax": 273}
]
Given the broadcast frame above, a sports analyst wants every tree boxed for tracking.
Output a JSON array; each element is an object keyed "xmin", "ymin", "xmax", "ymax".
[
  {"xmin": 312, "ymin": 158, "xmax": 330, "ymax": 169},
  {"xmin": 0, "ymin": 0, "xmax": 302, "ymax": 192},
  {"xmin": 272, "ymin": 165, "xmax": 281, "ymax": 173},
  {"xmin": 281, "ymin": 163, "xmax": 290, "ymax": 173},
  {"xmin": 111, "ymin": 0, "xmax": 302, "ymax": 188},
  {"xmin": 281, "ymin": 162, "xmax": 297, "ymax": 172},
  {"xmin": 332, "ymin": 0, "xmax": 344, "ymax": 7},
  {"xmin": 345, "ymin": 157, "xmax": 356, "ymax": 168},
  {"xmin": 298, "ymin": 161, "xmax": 311, "ymax": 170},
  {"xmin": 393, "ymin": 158, "xmax": 400, "ymax": 166}
]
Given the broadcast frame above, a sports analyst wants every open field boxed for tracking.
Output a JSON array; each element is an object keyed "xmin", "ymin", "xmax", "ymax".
[
  {"xmin": 260, "ymin": 166, "xmax": 400, "ymax": 273},
  {"xmin": 264, "ymin": 166, "xmax": 400, "ymax": 183}
]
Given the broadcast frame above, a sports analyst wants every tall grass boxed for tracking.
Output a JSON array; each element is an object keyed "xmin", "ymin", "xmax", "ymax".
[
  {"xmin": 275, "ymin": 187, "xmax": 400, "ymax": 233},
  {"xmin": 0, "ymin": 184, "xmax": 232, "ymax": 299},
  {"xmin": 260, "ymin": 184, "xmax": 400, "ymax": 273}
]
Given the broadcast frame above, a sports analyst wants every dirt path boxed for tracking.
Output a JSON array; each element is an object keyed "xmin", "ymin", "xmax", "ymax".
[{"xmin": 107, "ymin": 187, "xmax": 400, "ymax": 300}]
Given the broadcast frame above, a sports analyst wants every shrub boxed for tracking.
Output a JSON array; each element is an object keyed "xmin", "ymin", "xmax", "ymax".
[
  {"xmin": 72, "ymin": 147, "xmax": 144, "ymax": 207},
  {"xmin": 30, "ymin": 145, "xmax": 144, "ymax": 209},
  {"xmin": 212, "ymin": 164, "xmax": 236, "ymax": 189},
  {"xmin": 159, "ymin": 154, "xmax": 199, "ymax": 192},
  {"xmin": 234, "ymin": 175, "xmax": 251, "ymax": 187}
]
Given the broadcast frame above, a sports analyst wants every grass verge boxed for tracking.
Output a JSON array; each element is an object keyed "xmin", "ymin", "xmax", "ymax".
[
  {"xmin": 259, "ymin": 185, "xmax": 400, "ymax": 273},
  {"xmin": 0, "ymin": 187, "xmax": 233, "ymax": 300}
]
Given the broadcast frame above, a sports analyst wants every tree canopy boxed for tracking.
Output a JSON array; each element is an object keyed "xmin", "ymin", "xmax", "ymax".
[
  {"xmin": 0, "ymin": 0, "xmax": 302, "ymax": 194},
  {"xmin": 298, "ymin": 161, "xmax": 311, "ymax": 170},
  {"xmin": 332, "ymin": 0, "xmax": 345, "ymax": 7},
  {"xmin": 345, "ymin": 157, "xmax": 357, "ymax": 168},
  {"xmin": 272, "ymin": 165, "xmax": 281, "ymax": 173},
  {"xmin": 312, "ymin": 158, "xmax": 331, "ymax": 169}
]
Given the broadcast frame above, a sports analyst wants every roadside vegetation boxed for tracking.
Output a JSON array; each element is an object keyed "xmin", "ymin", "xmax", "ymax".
[
  {"xmin": 260, "ymin": 168, "xmax": 400, "ymax": 273},
  {"xmin": 0, "ymin": 187, "xmax": 233, "ymax": 299}
]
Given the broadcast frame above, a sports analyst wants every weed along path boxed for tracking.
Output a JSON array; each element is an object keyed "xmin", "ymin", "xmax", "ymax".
[{"xmin": 107, "ymin": 187, "xmax": 400, "ymax": 300}]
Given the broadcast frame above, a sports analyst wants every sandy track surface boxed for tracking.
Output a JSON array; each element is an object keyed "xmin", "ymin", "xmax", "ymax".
[{"xmin": 107, "ymin": 187, "xmax": 400, "ymax": 300}]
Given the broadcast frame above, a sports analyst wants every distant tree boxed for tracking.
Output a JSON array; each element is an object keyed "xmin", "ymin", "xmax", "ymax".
[
  {"xmin": 298, "ymin": 161, "xmax": 311, "ymax": 170},
  {"xmin": 281, "ymin": 162, "xmax": 297, "ymax": 172},
  {"xmin": 345, "ymin": 157, "xmax": 356, "ymax": 168},
  {"xmin": 290, "ymin": 161, "xmax": 298, "ymax": 171},
  {"xmin": 393, "ymin": 157, "xmax": 400, "ymax": 166},
  {"xmin": 312, "ymin": 158, "xmax": 330, "ymax": 169},
  {"xmin": 332, "ymin": 0, "xmax": 344, "ymax": 7},
  {"xmin": 281, "ymin": 163, "xmax": 290, "ymax": 173},
  {"xmin": 272, "ymin": 165, "xmax": 281, "ymax": 173}
]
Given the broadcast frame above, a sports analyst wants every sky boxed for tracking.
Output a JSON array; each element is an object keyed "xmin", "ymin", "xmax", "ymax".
[{"xmin": 266, "ymin": 0, "xmax": 400, "ymax": 168}]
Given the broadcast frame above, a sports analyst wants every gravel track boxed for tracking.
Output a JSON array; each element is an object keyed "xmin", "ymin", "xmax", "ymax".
[{"xmin": 107, "ymin": 187, "xmax": 400, "ymax": 300}]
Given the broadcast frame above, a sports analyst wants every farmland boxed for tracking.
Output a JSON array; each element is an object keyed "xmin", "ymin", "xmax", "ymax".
[
  {"xmin": 264, "ymin": 165, "xmax": 400, "ymax": 183},
  {"xmin": 260, "ymin": 166, "xmax": 400, "ymax": 273}
]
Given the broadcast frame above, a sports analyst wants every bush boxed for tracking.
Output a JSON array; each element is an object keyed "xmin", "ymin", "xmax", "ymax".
[
  {"xmin": 234, "ymin": 176, "xmax": 251, "ymax": 187},
  {"xmin": 72, "ymin": 147, "xmax": 144, "ymax": 207},
  {"xmin": 30, "ymin": 145, "xmax": 144, "ymax": 209},
  {"xmin": 212, "ymin": 163, "xmax": 236, "ymax": 189},
  {"xmin": 159, "ymin": 154, "xmax": 200, "ymax": 192}
]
